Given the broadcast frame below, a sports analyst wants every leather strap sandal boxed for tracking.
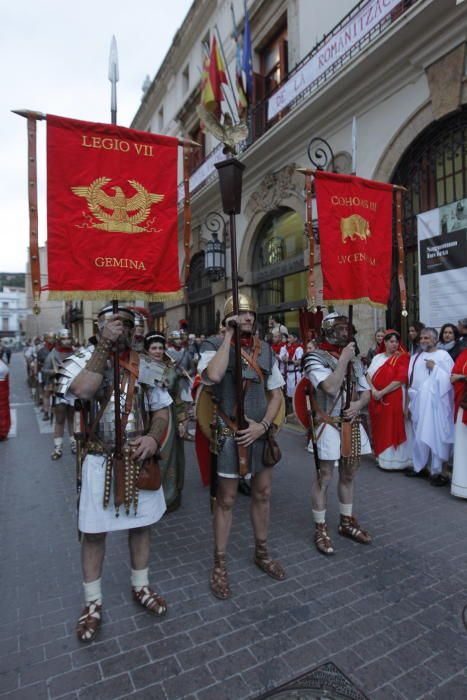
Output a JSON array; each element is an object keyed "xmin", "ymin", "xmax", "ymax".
[
  {"xmin": 339, "ymin": 515, "xmax": 372, "ymax": 544},
  {"xmin": 314, "ymin": 523, "xmax": 334, "ymax": 555},
  {"xmin": 132, "ymin": 586, "xmax": 167, "ymax": 616},
  {"xmin": 76, "ymin": 601, "xmax": 102, "ymax": 643},
  {"xmin": 51, "ymin": 447, "xmax": 62, "ymax": 460},
  {"xmin": 254, "ymin": 540, "xmax": 286, "ymax": 580},
  {"xmin": 210, "ymin": 551, "xmax": 231, "ymax": 599}
]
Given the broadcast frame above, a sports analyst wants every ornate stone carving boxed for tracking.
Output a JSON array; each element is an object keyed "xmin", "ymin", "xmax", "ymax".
[
  {"xmin": 245, "ymin": 164, "xmax": 304, "ymax": 217},
  {"xmin": 426, "ymin": 43, "xmax": 466, "ymax": 120}
]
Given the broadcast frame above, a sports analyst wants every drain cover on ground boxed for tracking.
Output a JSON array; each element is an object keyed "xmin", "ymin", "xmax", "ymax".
[{"xmin": 254, "ymin": 662, "xmax": 369, "ymax": 700}]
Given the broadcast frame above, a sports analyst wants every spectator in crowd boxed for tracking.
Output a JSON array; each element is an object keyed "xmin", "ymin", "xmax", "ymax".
[
  {"xmin": 407, "ymin": 327, "xmax": 454, "ymax": 485},
  {"xmin": 450, "ymin": 347, "xmax": 467, "ymax": 499},
  {"xmin": 282, "ymin": 332, "xmax": 304, "ymax": 414},
  {"xmin": 408, "ymin": 321, "xmax": 425, "ymax": 355},
  {"xmin": 365, "ymin": 327, "xmax": 386, "ymax": 367},
  {"xmin": 437, "ymin": 323, "xmax": 462, "ymax": 360},
  {"xmin": 0, "ymin": 350, "xmax": 11, "ymax": 440},
  {"xmin": 457, "ymin": 318, "xmax": 467, "ymax": 353},
  {"xmin": 366, "ymin": 330, "xmax": 412, "ymax": 471}
]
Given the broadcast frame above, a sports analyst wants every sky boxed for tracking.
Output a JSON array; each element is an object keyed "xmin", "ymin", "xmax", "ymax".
[{"xmin": 1, "ymin": 0, "xmax": 193, "ymax": 274}]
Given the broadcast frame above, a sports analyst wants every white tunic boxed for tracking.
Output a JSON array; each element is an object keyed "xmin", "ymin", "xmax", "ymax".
[
  {"xmin": 451, "ymin": 412, "xmax": 467, "ymax": 499},
  {"xmin": 66, "ymin": 379, "xmax": 172, "ymax": 534},
  {"xmin": 366, "ymin": 353, "xmax": 413, "ymax": 471},
  {"xmin": 305, "ymin": 356, "xmax": 371, "ymax": 462},
  {"xmin": 407, "ymin": 350, "xmax": 454, "ymax": 474}
]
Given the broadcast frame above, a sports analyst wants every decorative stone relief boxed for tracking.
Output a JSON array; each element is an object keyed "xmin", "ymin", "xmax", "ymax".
[
  {"xmin": 426, "ymin": 43, "xmax": 466, "ymax": 120},
  {"xmin": 245, "ymin": 164, "xmax": 304, "ymax": 218}
]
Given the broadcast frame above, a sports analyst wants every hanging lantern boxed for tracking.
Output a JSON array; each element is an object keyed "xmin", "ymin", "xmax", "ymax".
[{"xmin": 205, "ymin": 231, "xmax": 226, "ymax": 282}]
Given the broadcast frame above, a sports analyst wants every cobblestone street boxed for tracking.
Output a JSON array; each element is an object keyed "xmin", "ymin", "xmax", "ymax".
[{"xmin": 1, "ymin": 353, "xmax": 466, "ymax": 699}]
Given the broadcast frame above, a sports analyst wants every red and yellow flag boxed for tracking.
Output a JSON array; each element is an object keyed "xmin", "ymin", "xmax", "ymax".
[
  {"xmin": 200, "ymin": 37, "xmax": 228, "ymax": 115},
  {"xmin": 46, "ymin": 115, "xmax": 182, "ymax": 301},
  {"xmin": 314, "ymin": 170, "xmax": 393, "ymax": 308}
]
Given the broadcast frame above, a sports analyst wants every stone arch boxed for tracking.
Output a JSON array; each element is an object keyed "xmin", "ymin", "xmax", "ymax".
[{"xmin": 238, "ymin": 164, "xmax": 305, "ymax": 282}]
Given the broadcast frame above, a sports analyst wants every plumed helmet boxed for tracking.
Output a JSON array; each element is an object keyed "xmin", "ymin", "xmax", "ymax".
[
  {"xmin": 321, "ymin": 312, "xmax": 349, "ymax": 346},
  {"xmin": 168, "ymin": 329, "xmax": 181, "ymax": 342},
  {"xmin": 223, "ymin": 293, "xmax": 256, "ymax": 319}
]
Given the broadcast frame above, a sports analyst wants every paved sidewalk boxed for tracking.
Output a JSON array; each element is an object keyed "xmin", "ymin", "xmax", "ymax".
[{"xmin": 1, "ymin": 353, "xmax": 466, "ymax": 699}]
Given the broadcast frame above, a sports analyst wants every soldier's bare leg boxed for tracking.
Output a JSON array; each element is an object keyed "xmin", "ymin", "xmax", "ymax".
[
  {"xmin": 311, "ymin": 460, "xmax": 335, "ymax": 554},
  {"xmin": 251, "ymin": 469, "xmax": 285, "ymax": 580},
  {"xmin": 66, "ymin": 405, "xmax": 76, "ymax": 453},
  {"xmin": 338, "ymin": 460, "xmax": 371, "ymax": 544},
  {"xmin": 51, "ymin": 404, "xmax": 66, "ymax": 459},
  {"xmin": 210, "ymin": 477, "xmax": 238, "ymax": 599},
  {"xmin": 77, "ymin": 532, "xmax": 106, "ymax": 642},
  {"xmin": 127, "ymin": 525, "xmax": 166, "ymax": 615}
]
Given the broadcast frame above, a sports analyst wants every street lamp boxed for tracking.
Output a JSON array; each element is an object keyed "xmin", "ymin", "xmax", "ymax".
[{"xmin": 204, "ymin": 211, "xmax": 226, "ymax": 282}]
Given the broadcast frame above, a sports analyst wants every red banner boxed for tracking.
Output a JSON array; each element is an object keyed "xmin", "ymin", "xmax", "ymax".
[
  {"xmin": 47, "ymin": 115, "xmax": 181, "ymax": 301},
  {"xmin": 314, "ymin": 170, "xmax": 393, "ymax": 308}
]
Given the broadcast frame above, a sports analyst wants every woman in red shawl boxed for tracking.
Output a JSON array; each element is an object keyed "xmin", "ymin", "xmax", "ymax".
[
  {"xmin": 366, "ymin": 330, "xmax": 412, "ymax": 471},
  {"xmin": 450, "ymin": 348, "xmax": 467, "ymax": 499},
  {"xmin": 0, "ymin": 354, "xmax": 11, "ymax": 441}
]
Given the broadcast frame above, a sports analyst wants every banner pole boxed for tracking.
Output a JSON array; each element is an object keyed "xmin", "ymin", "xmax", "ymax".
[{"xmin": 108, "ymin": 36, "xmax": 124, "ymax": 508}]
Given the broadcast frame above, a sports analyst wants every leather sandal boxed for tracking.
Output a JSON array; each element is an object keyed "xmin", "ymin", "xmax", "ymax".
[
  {"xmin": 210, "ymin": 551, "xmax": 231, "ymax": 599},
  {"xmin": 339, "ymin": 515, "xmax": 372, "ymax": 544},
  {"xmin": 51, "ymin": 447, "xmax": 62, "ymax": 460},
  {"xmin": 132, "ymin": 586, "xmax": 167, "ymax": 616},
  {"xmin": 254, "ymin": 540, "xmax": 286, "ymax": 580},
  {"xmin": 76, "ymin": 601, "xmax": 102, "ymax": 643},
  {"xmin": 314, "ymin": 523, "xmax": 334, "ymax": 555}
]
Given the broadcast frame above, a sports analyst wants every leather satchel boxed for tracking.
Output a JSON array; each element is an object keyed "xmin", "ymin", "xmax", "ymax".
[
  {"xmin": 262, "ymin": 428, "xmax": 282, "ymax": 467},
  {"xmin": 136, "ymin": 455, "xmax": 161, "ymax": 491}
]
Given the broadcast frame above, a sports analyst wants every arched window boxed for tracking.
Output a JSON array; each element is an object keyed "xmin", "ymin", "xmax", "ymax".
[
  {"xmin": 390, "ymin": 106, "xmax": 467, "ymax": 326},
  {"xmin": 187, "ymin": 252, "xmax": 215, "ymax": 335},
  {"xmin": 252, "ymin": 207, "xmax": 306, "ymax": 333}
]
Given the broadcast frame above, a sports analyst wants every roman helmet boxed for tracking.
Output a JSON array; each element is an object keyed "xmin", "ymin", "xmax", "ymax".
[
  {"xmin": 97, "ymin": 304, "xmax": 135, "ymax": 328},
  {"xmin": 44, "ymin": 331, "xmax": 56, "ymax": 347},
  {"xmin": 57, "ymin": 328, "xmax": 73, "ymax": 347},
  {"xmin": 320, "ymin": 312, "xmax": 349, "ymax": 346},
  {"xmin": 223, "ymin": 293, "xmax": 256, "ymax": 320},
  {"xmin": 168, "ymin": 329, "xmax": 182, "ymax": 346}
]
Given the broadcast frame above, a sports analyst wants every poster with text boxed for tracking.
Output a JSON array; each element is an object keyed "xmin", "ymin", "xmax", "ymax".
[{"xmin": 417, "ymin": 205, "xmax": 467, "ymax": 328}]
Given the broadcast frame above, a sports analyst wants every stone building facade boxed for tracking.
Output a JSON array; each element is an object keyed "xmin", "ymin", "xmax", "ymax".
[{"xmin": 131, "ymin": 0, "xmax": 467, "ymax": 349}]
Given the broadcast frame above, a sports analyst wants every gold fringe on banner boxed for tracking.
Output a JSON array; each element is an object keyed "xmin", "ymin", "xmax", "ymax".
[
  {"xmin": 48, "ymin": 289, "xmax": 184, "ymax": 302},
  {"xmin": 324, "ymin": 297, "xmax": 387, "ymax": 309}
]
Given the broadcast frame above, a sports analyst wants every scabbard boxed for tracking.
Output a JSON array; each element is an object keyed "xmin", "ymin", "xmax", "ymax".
[{"xmin": 237, "ymin": 443, "xmax": 249, "ymax": 477}]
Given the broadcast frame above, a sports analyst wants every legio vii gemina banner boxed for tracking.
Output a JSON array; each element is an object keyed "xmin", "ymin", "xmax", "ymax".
[
  {"xmin": 47, "ymin": 114, "xmax": 181, "ymax": 301},
  {"xmin": 314, "ymin": 170, "xmax": 393, "ymax": 308}
]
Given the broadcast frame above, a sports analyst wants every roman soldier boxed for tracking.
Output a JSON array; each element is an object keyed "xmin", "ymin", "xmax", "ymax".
[
  {"xmin": 55, "ymin": 305, "xmax": 171, "ymax": 643},
  {"xmin": 42, "ymin": 328, "xmax": 76, "ymax": 459},
  {"xmin": 198, "ymin": 293, "xmax": 286, "ymax": 600},
  {"xmin": 302, "ymin": 312, "xmax": 372, "ymax": 555},
  {"xmin": 166, "ymin": 329, "xmax": 195, "ymax": 438},
  {"xmin": 37, "ymin": 332, "xmax": 55, "ymax": 420}
]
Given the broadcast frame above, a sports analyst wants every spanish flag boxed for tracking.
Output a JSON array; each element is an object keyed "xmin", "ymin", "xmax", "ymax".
[{"xmin": 200, "ymin": 37, "xmax": 228, "ymax": 116}]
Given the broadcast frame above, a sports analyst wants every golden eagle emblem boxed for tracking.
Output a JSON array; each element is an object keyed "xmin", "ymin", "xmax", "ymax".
[
  {"xmin": 71, "ymin": 177, "xmax": 164, "ymax": 233},
  {"xmin": 340, "ymin": 214, "xmax": 371, "ymax": 243}
]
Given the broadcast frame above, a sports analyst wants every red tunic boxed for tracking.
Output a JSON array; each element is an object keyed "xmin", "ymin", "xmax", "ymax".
[
  {"xmin": 369, "ymin": 352, "xmax": 409, "ymax": 456},
  {"xmin": 0, "ymin": 375, "xmax": 11, "ymax": 440},
  {"xmin": 452, "ymin": 348, "xmax": 467, "ymax": 425}
]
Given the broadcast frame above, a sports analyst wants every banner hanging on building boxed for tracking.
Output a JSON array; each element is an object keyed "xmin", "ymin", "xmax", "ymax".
[
  {"xmin": 47, "ymin": 114, "xmax": 181, "ymax": 301},
  {"xmin": 417, "ymin": 202, "xmax": 467, "ymax": 327},
  {"xmin": 314, "ymin": 170, "xmax": 393, "ymax": 308}
]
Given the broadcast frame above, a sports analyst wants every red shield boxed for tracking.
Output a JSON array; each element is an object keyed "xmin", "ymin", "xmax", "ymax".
[{"xmin": 293, "ymin": 376, "xmax": 313, "ymax": 430}]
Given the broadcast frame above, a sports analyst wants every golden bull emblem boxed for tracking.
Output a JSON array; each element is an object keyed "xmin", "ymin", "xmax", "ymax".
[
  {"xmin": 71, "ymin": 177, "xmax": 164, "ymax": 234},
  {"xmin": 340, "ymin": 214, "xmax": 371, "ymax": 243}
]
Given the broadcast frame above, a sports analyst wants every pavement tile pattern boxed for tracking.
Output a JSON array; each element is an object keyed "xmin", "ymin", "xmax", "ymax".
[{"xmin": 1, "ymin": 354, "xmax": 466, "ymax": 699}]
